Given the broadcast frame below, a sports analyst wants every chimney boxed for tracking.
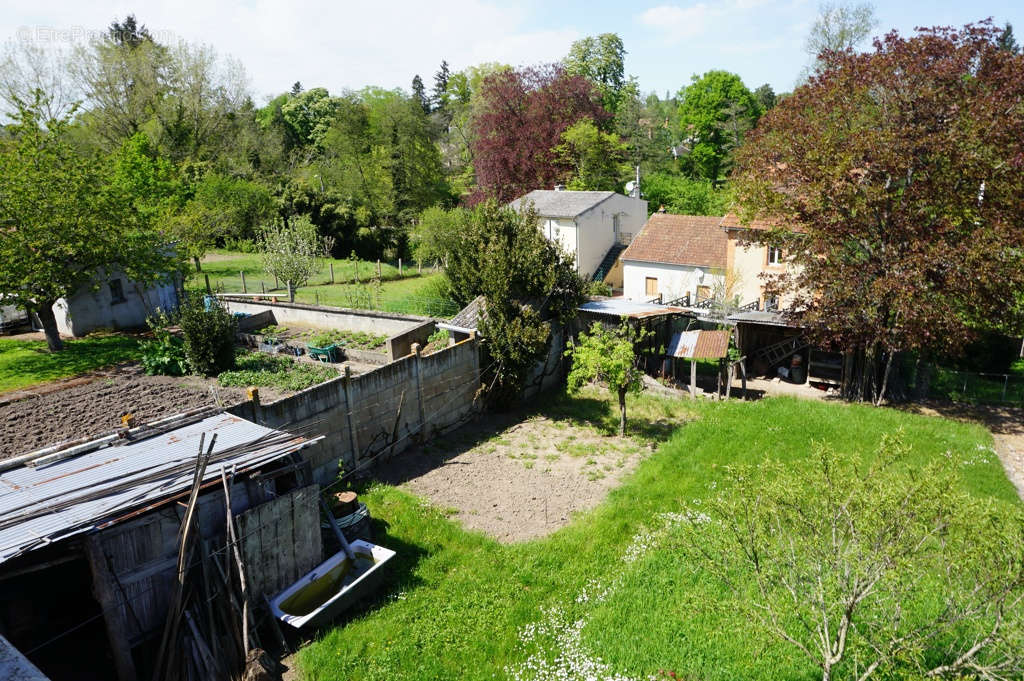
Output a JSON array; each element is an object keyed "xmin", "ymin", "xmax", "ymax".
[{"xmin": 553, "ymin": 184, "xmax": 566, "ymax": 191}]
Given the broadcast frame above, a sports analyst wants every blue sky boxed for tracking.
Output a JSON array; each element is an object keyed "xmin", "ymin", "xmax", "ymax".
[{"xmin": 3, "ymin": 1, "xmax": 1021, "ymax": 102}]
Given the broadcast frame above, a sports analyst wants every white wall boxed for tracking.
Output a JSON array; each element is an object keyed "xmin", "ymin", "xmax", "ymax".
[
  {"xmin": 726, "ymin": 234, "xmax": 799, "ymax": 309},
  {"xmin": 56, "ymin": 273, "xmax": 178, "ymax": 336},
  {"xmin": 574, "ymin": 194, "xmax": 647, "ymax": 278},
  {"xmin": 539, "ymin": 217, "xmax": 578, "ymax": 267},
  {"xmin": 622, "ymin": 260, "xmax": 724, "ymax": 303}
]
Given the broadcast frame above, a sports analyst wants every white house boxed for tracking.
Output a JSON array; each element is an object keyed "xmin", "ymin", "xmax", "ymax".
[
  {"xmin": 509, "ymin": 188, "xmax": 648, "ymax": 279},
  {"xmin": 52, "ymin": 270, "xmax": 179, "ymax": 336},
  {"xmin": 620, "ymin": 213, "xmax": 727, "ymax": 303}
]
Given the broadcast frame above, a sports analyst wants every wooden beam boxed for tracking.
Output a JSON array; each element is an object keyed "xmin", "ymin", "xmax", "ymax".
[
  {"xmin": 84, "ymin": 537, "xmax": 139, "ymax": 681},
  {"xmin": 690, "ymin": 360, "xmax": 697, "ymax": 398}
]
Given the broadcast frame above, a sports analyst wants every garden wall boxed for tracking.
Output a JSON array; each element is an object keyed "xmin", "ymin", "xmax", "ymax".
[
  {"xmin": 228, "ymin": 337, "xmax": 481, "ymax": 484},
  {"xmin": 219, "ymin": 297, "xmax": 435, "ymax": 360}
]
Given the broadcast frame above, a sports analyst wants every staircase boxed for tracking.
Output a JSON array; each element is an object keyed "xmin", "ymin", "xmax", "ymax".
[
  {"xmin": 753, "ymin": 334, "xmax": 809, "ymax": 368},
  {"xmin": 592, "ymin": 244, "xmax": 626, "ymax": 282}
]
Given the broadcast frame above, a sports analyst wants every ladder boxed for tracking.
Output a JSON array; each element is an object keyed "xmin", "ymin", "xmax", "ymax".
[{"xmin": 753, "ymin": 334, "xmax": 808, "ymax": 367}]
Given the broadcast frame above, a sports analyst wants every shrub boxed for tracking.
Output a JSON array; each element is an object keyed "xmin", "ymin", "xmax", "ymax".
[
  {"xmin": 139, "ymin": 309, "xmax": 187, "ymax": 376},
  {"xmin": 177, "ymin": 295, "xmax": 238, "ymax": 376}
]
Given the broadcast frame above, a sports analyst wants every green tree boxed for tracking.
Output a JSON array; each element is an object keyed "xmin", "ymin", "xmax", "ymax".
[
  {"xmin": 109, "ymin": 132, "xmax": 186, "ymax": 226},
  {"xmin": 446, "ymin": 201, "xmax": 584, "ymax": 404},
  {"xmin": 432, "ymin": 60, "xmax": 450, "ymax": 115},
  {"xmin": 409, "ymin": 206, "xmax": 469, "ymax": 266},
  {"xmin": 173, "ymin": 172, "xmax": 275, "ymax": 270},
  {"xmin": 279, "ymin": 87, "xmax": 342, "ymax": 148},
  {"xmin": 566, "ymin": 321, "xmax": 650, "ymax": 435},
  {"xmin": 997, "ymin": 22, "xmax": 1020, "ymax": 54},
  {"xmin": 679, "ymin": 434, "xmax": 1024, "ymax": 681},
  {"xmin": 258, "ymin": 214, "xmax": 334, "ymax": 301},
  {"xmin": 753, "ymin": 83, "xmax": 776, "ymax": 110},
  {"xmin": 564, "ymin": 33, "xmax": 627, "ymax": 113},
  {"xmin": 553, "ymin": 118, "xmax": 629, "ymax": 191},
  {"xmin": 803, "ymin": 1, "xmax": 878, "ymax": 75},
  {"xmin": 677, "ymin": 71, "xmax": 761, "ymax": 181},
  {"xmin": 411, "ymin": 75, "xmax": 430, "ymax": 115},
  {"xmin": 0, "ymin": 99, "xmax": 181, "ymax": 351},
  {"xmin": 640, "ymin": 173, "xmax": 732, "ymax": 215}
]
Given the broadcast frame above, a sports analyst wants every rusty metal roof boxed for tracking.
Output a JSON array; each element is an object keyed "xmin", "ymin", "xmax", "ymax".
[
  {"xmin": 667, "ymin": 330, "xmax": 731, "ymax": 359},
  {"xmin": 578, "ymin": 299, "xmax": 689, "ymax": 319},
  {"xmin": 0, "ymin": 413, "xmax": 317, "ymax": 564}
]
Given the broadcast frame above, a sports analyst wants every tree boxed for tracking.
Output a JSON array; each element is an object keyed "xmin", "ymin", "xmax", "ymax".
[
  {"xmin": 640, "ymin": 173, "xmax": 732, "ymax": 215},
  {"xmin": 753, "ymin": 83, "xmax": 776, "ymax": 111},
  {"xmin": 677, "ymin": 71, "xmax": 761, "ymax": 181},
  {"xmin": 409, "ymin": 206, "xmax": 469, "ymax": 266},
  {"xmin": 0, "ymin": 99, "xmax": 181, "ymax": 350},
  {"xmin": 279, "ymin": 87, "xmax": 342, "ymax": 149},
  {"xmin": 258, "ymin": 214, "xmax": 334, "ymax": 301},
  {"xmin": 803, "ymin": 1, "xmax": 877, "ymax": 75},
  {"xmin": 108, "ymin": 14, "xmax": 153, "ymax": 48},
  {"xmin": 432, "ymin": 60, "xmax": 450, "ymax": 114},
  {"xmin": 553, "ymin": 118, "xmax": 629, "ymax": 191},
  {"xmin": 566, "ymin": 321, "xmax": 650, "ymax": 435},
  {"xmin": 679, "ymin": 434, "xmax": 1024, "ymax": 681},
  {"xmin": 997, "ymin": 22, "xmax": 1020, "ymax": 54},
  {"xmin": 564, "ymin": 33, "xmax": 627, "ymax": 113},
  {"xmin": 471, "ymin": 64, "xmax": 608, "ymax": 203},
  {"xmin": 411, "ymin": 75, "xmax": 429, "ymax": 115},
  {"xmin": 0, "ymin": 40, "xmax": 79, "ymax": 122},
  {"xmin": 734, "ymin": 23, "xmax": 1024, "ymax": 405},
  {"xmin": 446, "ymin": 201, "xmax": 585, "ymax": 403}
]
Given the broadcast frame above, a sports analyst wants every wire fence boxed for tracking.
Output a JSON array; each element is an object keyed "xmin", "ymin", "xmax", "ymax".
[{"xmin": 928, "ymin": 367, "xmax": 1024, "ymax": 406}]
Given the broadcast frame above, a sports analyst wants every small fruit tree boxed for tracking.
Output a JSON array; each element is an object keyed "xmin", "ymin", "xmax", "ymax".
[{"xmin": 566, "ymin": 320, "xmax": 650, "ymax": 436}]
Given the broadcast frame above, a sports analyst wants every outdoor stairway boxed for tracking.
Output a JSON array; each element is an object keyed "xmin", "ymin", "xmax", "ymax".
[
  {"xmin": 592, "ymin": 244, "xmax": 626, "ymax": 282},
  {"xmin": 753, "ymin": 334, "xmax": 809, "ymax": 367}
]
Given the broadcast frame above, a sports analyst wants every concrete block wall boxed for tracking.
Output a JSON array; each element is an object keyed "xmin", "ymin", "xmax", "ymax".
[{"xmin": 228, "ymin": 337, "xmax": 481, "ymax": 484}]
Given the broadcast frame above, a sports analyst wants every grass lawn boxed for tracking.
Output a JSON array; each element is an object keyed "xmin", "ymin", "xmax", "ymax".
[
  {"xmin": 295, "ymin": 391, "xmax": 1018, "ymax": 681},
  {"xmin": 193, "ymin": 251, "xmax": 458, "ymax": 317},
  {"xmin": 0, "ymin": 335, "xmax": 141, "ymax": 394}
]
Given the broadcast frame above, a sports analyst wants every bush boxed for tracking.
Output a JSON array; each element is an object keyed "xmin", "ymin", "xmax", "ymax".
[
  {"xmin": 139, "ymin": 309, "xmax": 188, "ymax": 376},
  {"xmin": 586, "ymin": 281, "xmax": 613, "ymax": 297},
  {"xmin": 177, "ymin": 295, "xmax": 238, "ymax": 376}
]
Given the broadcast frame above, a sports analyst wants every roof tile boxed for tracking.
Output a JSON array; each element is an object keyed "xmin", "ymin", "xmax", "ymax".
[{"xmin": 620, "ymin": 213, "xmax": 727, "ymax": 268}]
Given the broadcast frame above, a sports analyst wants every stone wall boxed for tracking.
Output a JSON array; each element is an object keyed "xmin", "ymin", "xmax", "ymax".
[
  {"xmin": 228, "ymin": 337, "xmax": 481, "ymax": 484},
  {"xmin": 220, "ymin": 298, "xmax": 435, "ymax": 361}
]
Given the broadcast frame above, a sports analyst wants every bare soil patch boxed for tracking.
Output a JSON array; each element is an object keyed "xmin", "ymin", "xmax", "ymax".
[
  {"xmin": 375, "ymin": 411, "xmax": 654, "ymax": 543},
  {"xmin": 904, "ymin": 401, "xmax": 1024, "ymax": 500},
  {"xmin": 0, "ymin": 364, "xmax": 284, "ymax": 459}
]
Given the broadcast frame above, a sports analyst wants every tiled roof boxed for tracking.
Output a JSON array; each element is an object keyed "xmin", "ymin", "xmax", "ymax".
[
  {"xmin": 508, "ymin": 190, "xmax": 617, "ymax": 218},
  {"xmin": 442, "ymin": 295, "xmax": 486, "ymax": 332},
  {"xmin": 620, "ymin": 213, "xmax": 727, "ymax": 268}
]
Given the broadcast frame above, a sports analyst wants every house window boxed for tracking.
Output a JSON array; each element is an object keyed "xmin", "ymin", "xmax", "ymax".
[
  {"xmin": 767, "ymin": 246, "xmax": 783, "ymax": 265},
  {"xmin": 764, "ymin": 293, "xmax": 780, "ymax": 311},
  {"xmin": 696, "ymin": 285, "xmax": 711, "ymax": 301},
  {"xmin": 109, "ymin": 279, "xmax": 126, "ymax": 304},
  {"xmin": 645, "ymin": 277, "xmax": 658, "ymax": 297}
]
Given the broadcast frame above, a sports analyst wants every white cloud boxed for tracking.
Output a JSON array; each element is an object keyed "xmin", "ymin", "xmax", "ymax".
[
  {"xmin": 638, "ymin": 3, "xmax": 715, "ymax": 42},
  {"xmin": 1, "ymin": 0, "xmax": 579, "ymax": 100}
]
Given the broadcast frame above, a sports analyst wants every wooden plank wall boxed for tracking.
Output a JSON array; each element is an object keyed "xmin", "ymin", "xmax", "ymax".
[{"xmin": 235, "ymin": 485, "xmax": 322, "ymax": 598}]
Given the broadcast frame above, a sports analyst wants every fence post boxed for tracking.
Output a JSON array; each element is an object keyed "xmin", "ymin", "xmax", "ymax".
[
  {"xmin": 962, "ymin": 372, "xmax": 968, "ymax": 394},
  {"xmin": 1003, "ymin": 375, "xmax": 1009, "ymax": 402},
  {"xmin": 329, "ymin": 262, "xmax": 335, "ymax": 284},
  {"xmin": 261, "ymin": 281, "xmax": 266, "ymax": 295},
  {"xmin": 240, "ymin": 270, "xmax": 247, "ymax": 294},
  {"xmin": 377, "ymin": 259, "xmax": 382, "ymax": 279},
  {"xmin": 399, "ymin": 258, "xmax": 402, "ymax": 277}
]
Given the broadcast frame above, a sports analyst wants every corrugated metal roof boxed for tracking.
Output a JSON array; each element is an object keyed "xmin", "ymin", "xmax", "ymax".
[
  {"xmin": 509, "ymin": 190, "xmax": 617, "ymax": 218},
  {"xmin": 667, "ymin": 330, "xmax": 731, "ymax": 359},
  {"xmin": 727, "ymin": 311, "xmax": 803, "ymax": 328},
  {"xmin": 0, "ymin": 413, "xmax": 312, "ymax": 565},
  {"xmin": 578, "ymin": 299, "xmax": 689, "ymax": 319}
]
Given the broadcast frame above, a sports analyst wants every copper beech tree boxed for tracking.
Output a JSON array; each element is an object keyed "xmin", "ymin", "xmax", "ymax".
[{"xmin": 734, "ymin": 23, "xmax": 1024, "ymax": 404}]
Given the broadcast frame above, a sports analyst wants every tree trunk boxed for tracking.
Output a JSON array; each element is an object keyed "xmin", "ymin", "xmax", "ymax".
[
  {"xmin": 287, "ymin": 281, "xmax": 295, "ymax": 303},
  {"xmin": 875, "ymin": 347, "xmax": 896, "ymax": 407},
  {"xmin": 617, "ymin": 385, "xmax": 627, "ymax": 436},
  {"xmin": 35, "ymin": 301, "xmax": 64, "ymax": 351},
  {"xmin": 193, "ymin": 255, "xmax": 202, "ymax": 272}
]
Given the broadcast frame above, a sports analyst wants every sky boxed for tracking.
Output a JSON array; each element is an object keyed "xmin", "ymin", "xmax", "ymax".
[{"xmin": 2, "ymin": 0, "xmax": 1022, "ymax": 103}]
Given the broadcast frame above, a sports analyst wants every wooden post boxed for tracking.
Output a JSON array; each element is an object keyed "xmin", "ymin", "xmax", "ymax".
[
  {"xmin": 240, "ymin": 270, "xmax": 247, "ymax": 294},
  {"xmin": 690, "ymin": 360, "xmax": 697, "ymax": 398},
  {"xmin": 377, "ymin": 259, "xmax": 382, "ymax": 279},
  {"xmin": 329, "ymin": 262, "xmax": 335, "ymax": 284},
  {"xmin": 412, "ymin": 343, "xmax": 426, "ymax": 441},
  {"xmin": 740, "ymin": 358, "xmax": 748, "ymax": 399},
  {"xmin": 315, "ymin": 291, "xmax": 320, "ymax": 306},
  {"xmin": 343, "ymin": 366, "xmax": 360, "ymax": 465},
  {"xmin": 204, "ymin": 273, "xmax": 212, "ymax": 294},
  {"xmin": 399, "ymin": 258, "xmax": 403, "ymax": 277},
  {"xmin": 84, "ymin": 537, "xmax": 138, "ymax": 681},
  {"xmin": 261, "ymin": 281, "xmax": 266, "ymax": 295}
]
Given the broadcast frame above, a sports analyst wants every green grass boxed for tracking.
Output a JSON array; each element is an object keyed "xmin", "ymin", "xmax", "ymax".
[
  {"xmin": 0, "ymin": 335, "xmax": 141, "ymax": 394},
  {"xmin": 296, "ymin": 392, "xmax": 1017, "ymax": 681},
  {"xmin": 217, "ymin": 352, "xmax": 338, "ymax": 392},
  {"xmin": 193, "ymin": 251, "xmax": 459, "ymax": 317},
  {"xmin": 930, "ymin": 365, "xmax": 1024, "ymax": 405}
]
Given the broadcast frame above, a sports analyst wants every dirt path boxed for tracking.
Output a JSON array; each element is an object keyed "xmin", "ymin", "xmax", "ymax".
[
  {"xmin": 906, "ymin": 401, "xmax": 1024, "ymax": 500},
  {"xmin": 375, "ymin": 411, "xmax": 654, "ymax": 543}
]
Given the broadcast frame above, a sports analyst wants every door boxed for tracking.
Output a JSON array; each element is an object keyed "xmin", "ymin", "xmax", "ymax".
[{"xmin": 645, "ymin": 277, "xmax": 658, "ymax": 297}]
